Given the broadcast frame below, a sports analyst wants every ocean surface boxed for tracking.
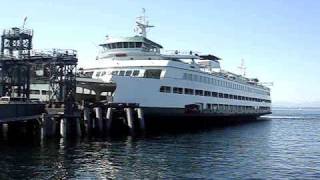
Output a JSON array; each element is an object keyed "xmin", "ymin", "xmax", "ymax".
[{"xmin": 1, "ymin": 108, "xmax": 320, "ymax": 179}]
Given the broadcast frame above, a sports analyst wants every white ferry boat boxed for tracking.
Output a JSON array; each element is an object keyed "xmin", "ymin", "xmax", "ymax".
[{"xmin": 78, "ymin": 11, "xmax": 272, "ymax": 121}]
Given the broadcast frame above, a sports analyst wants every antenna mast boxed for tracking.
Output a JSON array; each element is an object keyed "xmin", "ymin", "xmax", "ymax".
[
  {"xmin": 238, "ymin": 59, "xmax": 247, "ymax": 77},
  {"xmin": 22, "ymin": 16, "xmax": 28, "ymax": 29},
  {"xmin": 135, "ymin": 8, "xmax": 154, "ymax": 38}
]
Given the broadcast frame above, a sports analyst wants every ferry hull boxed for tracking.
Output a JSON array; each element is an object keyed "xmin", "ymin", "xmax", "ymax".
[{"xmin": 141, "ymin": 107, "xmax": 271, "ymax": 129}]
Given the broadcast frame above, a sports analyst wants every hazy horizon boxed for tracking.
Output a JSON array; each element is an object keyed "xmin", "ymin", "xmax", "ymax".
[{"xmin": 1, "ymin": 0, "xmax": 319, "ymax": 106}]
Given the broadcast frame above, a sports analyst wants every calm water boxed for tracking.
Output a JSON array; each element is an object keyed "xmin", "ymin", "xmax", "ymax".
[{"xmin": 1, "ymin": 108, "xmax": 320, "ymax": 179}]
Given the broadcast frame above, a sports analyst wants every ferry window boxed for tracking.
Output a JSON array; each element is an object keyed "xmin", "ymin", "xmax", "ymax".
[
  {"xmin": 84, "ymin": 71, "xmax": 94, "ymax": 77},
  {"xmin": 107, "ymin": 44, "xmax": 112, "ymax": 49},
  {"xmin": 173, "ymin": 87, "xmax": 183, "ymax": 94},
  {"xmin": 195, "ymin": 90, "xmax": 203, "ymax": 96},
  {"xmin": 112, "ymin": 71, "xmax": 119, "ymax": 75},
  {"xmin": 111, "ymin": 43, "xmax": 116, "ymax": 49},
  {"xmin": 132, "ymin": 70, "xmax": 139, "ymax": 76},
  {"xmin": 116, "ymin": 42, "xmax": 122, "ymax": 48},
  {"xmin": 199, "ymin": 76, "xmax": 203, "ymax": 82},
  {"xmin": 160, "ymin": 86, "xmax": 171, "ymax": 93},
  {"xmin": 125, "ymin": 70, "xmax": 132, "ymax": 76},
  {"xmin": 136, "ymin": 42, "xmax": 142, "ymax": 48},
  {"xmin": 119, "ymin": 70, "xmax": 125, "ymax": 76},
  {"xmin": 124, "ymin": 42, "xmax": 128, "ymax": 48},
  {"xmin": 212, "ymin": 92, "xmax": 218, "ymax": 97},
  {"xmin": 204, "ymin": 91, "xmax": 211, "ymax": 96},
  {"xmin": 30, "ymin": 90, "xmax": 40, "ymax": 94},
  {"xmin": 129, "ymin": 42, "xmax": 135, "ymax": 48},
  {"xmin": 144, "ymin": 69, "xmax": 162, "ymax": 79},
  {"xmin": 223, "ymin": 94, "xmax": 228, "ymax": 98},
  {"xmin": 184, "ymin": 88, "xmax": 194, "ymax": 95},
  {"xmin": 101, "ymin": 71, "xmax": 106, "ymax": 76},
  {"xmin": 96, "ymin": 72, "xmax": 101, "ymax": 77},
  {"xmin": 218, "ymin": 93, "xmax": 223, "ymax": 98},
  {"xmin": 42, "ymin": 90, "xmax": 48, "ymax": 95},
  {"xmin": 207, "ymin": 104, "xmax": 211, "ymax": 110},
  {"xmin": 192, "ymin": 74, "xmax": 197, "ymax": 81}
]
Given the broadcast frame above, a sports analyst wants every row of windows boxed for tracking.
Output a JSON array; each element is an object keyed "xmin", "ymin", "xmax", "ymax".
[
  {"xmin": 160, "ymin": 86, "xmax": 271, "ymax": 103},
  {"xmin": 104, "ymin": 42, "xmax": 143, "ymax": 49},
  {"xmin": 96, "ymin": 70, "xmax": 140, "ymax": 77},
  {"xmin": 204, "ymin": 104, "xmax": 271, "ymax": 111},
  {"xmin": 96, "ymin": 69, "xmax": 162, "ymax": 79},
  {"xmin": 103, "ymin": 42, "xmax": 159, "ymax": 53},
  {"xmin": 30, "ymin": 90, "xmax": 52, "ymax": 95},
  {"xmin": 13, "ymin": 89, "xmax": 51, "ymax": 95},
  {"xmin": 183, "ymin": 73, "xmax": 269, "ymax": 96}
]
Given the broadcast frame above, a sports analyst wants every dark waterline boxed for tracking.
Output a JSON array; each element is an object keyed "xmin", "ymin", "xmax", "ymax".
[{"xmin": 1, "ymin": 108, "xmax": 320, "ymax": 179}]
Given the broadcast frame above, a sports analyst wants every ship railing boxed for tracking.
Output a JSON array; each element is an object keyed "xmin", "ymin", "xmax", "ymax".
[
  {"xmin": 2, "ymin": 28, "xmax": 33, "ymax": 37},
  {"xmin": 31, "ymin": 49, "xmax": 77, "ymax": 58},
  {"xmin": 163, "ymin": 50, "xmax": 202, "ymax": 57}
]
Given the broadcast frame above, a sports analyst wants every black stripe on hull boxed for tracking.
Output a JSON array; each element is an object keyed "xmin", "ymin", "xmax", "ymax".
[{"xmin": 141, "ymin": 107, "xmax": 271, "ymax": 131}]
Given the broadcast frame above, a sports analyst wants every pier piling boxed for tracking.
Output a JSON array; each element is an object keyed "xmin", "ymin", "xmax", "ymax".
[
  {"xmin": 136, "ymin": 108, "xmax": 146, "ymax": 131},
  {"xmin": 42, "ymin": 115, "xmax": 56, "ymax": 138},
  {"xmin": 94, "ymin": 107, "xmax": 103, "ymax": 133},
  {"xmin": 125, "ymin": 108, "xmax": 135, "ymax": 135},
  {"xmin": 106, "ymin": 107, "xmax": 113, "ymax": 132},
  {"xmin": 83, "ymin": 107, "xmax": 91, "ymax": 134}
]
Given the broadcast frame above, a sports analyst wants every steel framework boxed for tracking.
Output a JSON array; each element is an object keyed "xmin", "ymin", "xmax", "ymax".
[{"xmin": 0, "ymin": 27, "xmax": 78, "ymax": 113}]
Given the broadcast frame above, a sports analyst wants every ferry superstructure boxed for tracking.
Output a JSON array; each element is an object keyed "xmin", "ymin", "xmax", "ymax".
[{"xmin": 78, "ymin": 12, "xmax": 272, "ymax": 119}]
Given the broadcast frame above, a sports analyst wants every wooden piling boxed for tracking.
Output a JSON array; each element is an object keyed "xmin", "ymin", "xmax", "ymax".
[
  {"xmin": 106, "ymin": 107, "xmax": 113, "ymax": 132},
  {"xmin": 125, "ymin": 108, "xmax": 135, "ymax": 135},
  {"xmin": 83, "ymin": 107, "xmax": 91, "ymax": 134},
  {"xmin": 136, "ymin": 108, "xmax": 146, "ymax": 131},
  {"xmin": 42, "ymin": 114, "xmax": 56, "ymax": 138},
  {"xmin": 94, "ymin": 107, "xmax": 103, "ymax": 133}
]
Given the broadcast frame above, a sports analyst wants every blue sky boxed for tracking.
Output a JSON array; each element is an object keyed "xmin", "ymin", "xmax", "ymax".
[{"xmin": 1, "ymin": 0, "xmax": 319, "ymax": 106}]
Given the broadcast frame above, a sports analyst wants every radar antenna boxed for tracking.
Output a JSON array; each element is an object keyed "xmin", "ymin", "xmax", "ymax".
[
  {"xmin": 134, "ymin": 8, "xmax": 154, "ymax": 38},
  {"xmin": 238, "ymin": 59, "xmax": 247, "ymax": 77}
]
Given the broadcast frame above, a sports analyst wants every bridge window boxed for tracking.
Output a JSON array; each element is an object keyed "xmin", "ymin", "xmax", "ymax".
[
  {"xmin": 160, "ymin": 86, "xmax": 171, "ymax": 93},
  {"xmin": 184, "ymin": 88, "xmax": 194, "ymax": 95},
  {"xmin": 212, "ymin": 92, "xmax": 218, "ymax": 97},
  {"xmin": 173, "ymin": 87, "xmax": 183, "ymax": 94},
  {"xmin": 144, "ymin": 69, "xmax": 162, "ymax": 79},
  {"xmin": 111, "ymin": 71, "xmax": 119, "ymax": 75},
  {"xmin": 119, "ymin": 70, "xmax": 125, "ymax": 76},
  {"xmin": 204, "ymin": 91, "xmax": 211, "ymax": 96},
  {"xmin": 125, "ymin": 70, "xmax": 132, "ymax": 76},
  {"xmin": 129, "ymin": 42, "xmax": 135, "ymax": 48},
  {"xmin": 195, "ymin": 90, "xmax": 203, "ymax": 96},
  {"xmin": 132, "ymin": 70, "xmax": 139, "ymax": 76},
  {"xmin": 123, "ymin": 42, "xmax": 128, "ymax": 48},
  {"xmin": 96, "ymin": 72, "xmax": 101, "ymax": 77},
  {"xmin": 116, "ymin": 42, "xmax": 122, "ymax": 48},
  {"xmin": 136, "ymin": 42, "xmax": 142, "ymax": 48}
]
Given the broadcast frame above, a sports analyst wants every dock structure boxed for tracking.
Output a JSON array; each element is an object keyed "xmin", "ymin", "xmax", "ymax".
[
  {"xmin": 79, "ymin": 101, "xmax": 145, "ymax": 136},
  {"xmin": 0, "ymin": 27, "xmax": 146, "ymax": 139}
]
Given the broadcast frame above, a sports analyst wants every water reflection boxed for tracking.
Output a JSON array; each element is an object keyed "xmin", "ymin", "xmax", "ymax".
[{"xmin": 1, "ymin": 113, "xmax": 320, "ymax": 179}]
